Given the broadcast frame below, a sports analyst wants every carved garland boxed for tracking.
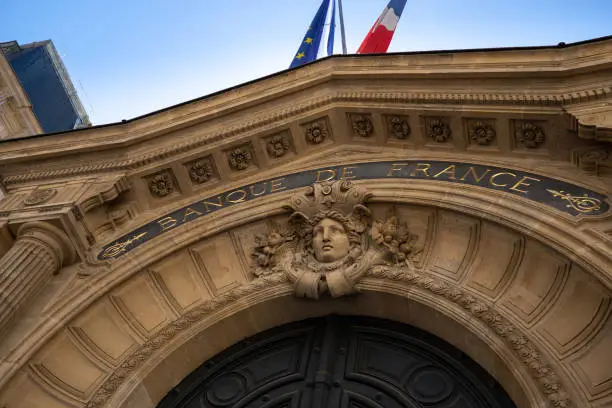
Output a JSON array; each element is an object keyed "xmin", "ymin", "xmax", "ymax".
[{"xmin": 84, "ymin": 270, "xmax": 573, "ymax": 408}]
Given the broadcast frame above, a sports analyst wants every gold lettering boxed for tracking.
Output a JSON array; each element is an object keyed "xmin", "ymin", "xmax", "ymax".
[
  {"xmin": 316, "ymin": 169, "xmax": 336, "ymax": 182},
  {"xmin": 459, "ymin": 167, "xmax": 491, "ymax": 183},
  {"xmin": 249, "ymin": 182, "xmax": 268, "ymax": 197},
  {"xmin": 158, "ymin": 216, "xmax": 178, "ymax": 231},
  {"xmin": 410, "ymin": 163, "xmax": 431, "ymax": 177},
  {"xmin": 490, "ymin": 172, "xmax": 517, "ymax": 187},
  {"xmin": 270, "ymin": 178, "xmax": 287, "ymax": 192},
  {"xmin": 226, "ymin": 189, "xmax": 247, "ymax": 203},
  {"xmin": 182, "ymin": 207, "xmax": 202, "ymax": 222},
  {"xmin": 433, "ymin": 165, "xmax": 457, "ymax": 180},
  {"xmin": 510, "ymin": 176, "xmax": 541, "ymax": 194},
  {"xmin": 202, "ymin": 196, "xmax": 223, "ymax": 212},
  {"xmin": 340, "ymin": 166, "xmax": 357, "ymax": 180},
  {"xmin": 387, "ymin": 163, "xmax": 408, "ymax": 177}
]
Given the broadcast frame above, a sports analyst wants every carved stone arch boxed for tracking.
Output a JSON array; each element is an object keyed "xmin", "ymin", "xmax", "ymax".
[
  {"xmin": 1, "ymin": 178, "xmax": 610, "ymax": 408},
  {"xmin": 95, "ymin": 291, "xmax": 540, "ymax": 408},
  {"xmin": 155, "ymin": 315, "xmax": 518, "ymax": 408}
]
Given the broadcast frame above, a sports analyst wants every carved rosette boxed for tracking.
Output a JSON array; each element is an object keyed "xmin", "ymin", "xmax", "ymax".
[
  {"xmin": 427, "ymin": 118, "xmax": 451, "ymax": 143},
  {"xmin": 147, "ymin": 171, "xmax": 175, "ymax": 198},
  {"xmin": 516, "ymin": 122, "xmax": 545, "ymax": 148},
  {"xmin": 350, "ymin": 114, "xmax": 374, "ymax": 137},
  {"xmin": 468, "ymin": 120, "xmax": 496, "ymax": 145},
  {"xmin": 387, "ymin": 116, "xmax": 411, "ymax": 139},
  {"xmin": 266, "ymin": 134, "xmax": 291, "ymax": 158},
  {"xmin": 23, "ymin": 188, "xmax": 57, "ymax": 206},
  {"xmin": 250, "ymin": 181, "xmax": 422, "ymax": 299},
  {"xmin": 227, "ymin": 146, "xmax": 253, "ymax": 171},
  {"xmin": 188, "ymin": 158, "xmax": 214, "ymax": 184},
  {"xmin": 304, "ymin": 120, "xmax": 328, "ymax": 145}
]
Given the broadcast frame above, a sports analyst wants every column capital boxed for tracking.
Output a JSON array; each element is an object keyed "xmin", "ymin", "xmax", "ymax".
[{"xmin": 17, "ymin": 221, "xmax": 77, "ymax": 269}]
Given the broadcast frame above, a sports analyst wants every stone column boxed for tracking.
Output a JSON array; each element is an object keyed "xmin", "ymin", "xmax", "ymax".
[{"xmin": 0, "ymin": 221, "xmax": 76, "ymax": 336}]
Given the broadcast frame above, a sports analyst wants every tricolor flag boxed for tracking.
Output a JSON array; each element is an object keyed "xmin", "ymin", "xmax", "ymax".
[
  {"xmin": 289, "ymin": 0, "xmax": 336, "ymax": 69},
  {"xmin": 357, "ymin": 0, "xmax": 407, "ymax": 54}
]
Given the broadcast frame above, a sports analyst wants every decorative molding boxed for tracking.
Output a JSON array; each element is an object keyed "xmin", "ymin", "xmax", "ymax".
[
  {"xmin": 82, "ymin": 267, "xmax": 574, "ymax": 408},
  {"xmin": 186, "ymin": 157, "xmax": 215, "ymax": 184},
  {"xmin": 515, "ymin": 121, "xmax": 546, "ymax": 148},
  {"xmin": 571, "ymin": 147, "xmax": 611, "ymax": 175},
  {"xmin": 145, "ymin": 170, "xmax": 177, "ymax": 198},
  {"xmin": 386, "ymin": 115, "xmax": 411, "ymax": 140},
  {"xmin": 98, "ymin": 160, "xmax": 610, "ymax": 261},
  {"xmin": 85, "ymin": 273, "xmax": 289, "ymax": 408},
  {"xmin": 576, "ymin": 122, "xmax": 612, "ymax": 142},
  {"xmin": 303, "ymin": 118, "xmax": 329, "ymax": 145},
  {"xmin": 546, "ymin": 189, "xmax": 604, "ymax": 214},
  {"xmin": 349, "ymin": 113, "xmax": 374, "ymax": 138},
  {"xmin": 365, "ymin": 266, "xmax": 573, "ymax": 408},
  {"xmin": 467, "ymin": 119, "xmax": 496, "ymax": 146},
  {"xmin": 79, "ymin": 177, "xmax": 131, "ymax": 213},
  {"xmin": 3, "ymin": 90, "xmax": 611, "ymax": 186},
  {"xmin": 226, "ymin": 144, "xmax": 254, "ymax": 171},
  {"xmin": 426, "ymin": 117, "xmax": 452, "ymax": 143},
  {"xmin": 23, "ymin": 188, "xmax": 57, "ymax": 206},
  {"xmin": 264, "ymin": 133, "xmax": 291, "ymax": 158}
]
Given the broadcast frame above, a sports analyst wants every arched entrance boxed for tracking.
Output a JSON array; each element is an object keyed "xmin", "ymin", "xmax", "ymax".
[{"xmin": 157, "ymin": 316, "xmax": 516, "ymax": 408}]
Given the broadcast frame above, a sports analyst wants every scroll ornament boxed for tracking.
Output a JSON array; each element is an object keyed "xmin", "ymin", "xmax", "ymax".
[{"xmin": 251, "ymin": 180, "xmax": 422, "ymax": 299}]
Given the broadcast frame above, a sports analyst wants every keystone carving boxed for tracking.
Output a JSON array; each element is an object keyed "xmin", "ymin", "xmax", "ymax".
[
  {"xmin": 304, "ymin": 119, "xmax": 328, "ymax": 145},
  {"xmin": 427, "ymin": 118, "xmax": 451, "ymax": 143},
  {"xmin": 251, "ymin": 181, "xmax": 422, "ymax": 299},
  {"xmin": 516, "ymin": 121, "xmax": 545, "ymax": 148},
  {"xmin": 350, "ymin": 114, "xmax": 374, "ymax": 137},
  {"xmin": 387, "ymin": 116, "xmax": 411, "ymax": 139}
]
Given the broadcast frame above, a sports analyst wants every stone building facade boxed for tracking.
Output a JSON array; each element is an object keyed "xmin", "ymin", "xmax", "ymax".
[{"xmin": 0, "ymin": 37, "xmax": 611, "ymax": 408}]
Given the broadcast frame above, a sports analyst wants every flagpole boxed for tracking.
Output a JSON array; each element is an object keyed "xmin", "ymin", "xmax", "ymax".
[{"xmin": 337, "ymin": 0, "xmax": 348, "ymax": 54}]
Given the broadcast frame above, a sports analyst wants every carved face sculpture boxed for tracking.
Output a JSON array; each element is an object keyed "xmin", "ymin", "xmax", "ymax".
[{"xmin": 312, "ymin": 218, "xmax": 351, "ymax": 263}]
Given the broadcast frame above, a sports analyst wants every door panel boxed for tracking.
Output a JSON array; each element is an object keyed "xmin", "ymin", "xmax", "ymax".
[{"xmin": 158, "ymin": 316, "xmax": 516, "ymax": 408}]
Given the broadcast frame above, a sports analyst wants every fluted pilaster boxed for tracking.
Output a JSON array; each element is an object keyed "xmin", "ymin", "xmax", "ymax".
[{"xmin": 0, "ymin": 222, "xmax": 76, "ymax": 336}]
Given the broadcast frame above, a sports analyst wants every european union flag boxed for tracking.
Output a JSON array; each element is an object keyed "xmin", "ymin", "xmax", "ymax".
[{"xmin": 289, "ymin": 0, "xmax": 335, "ymax": 69}]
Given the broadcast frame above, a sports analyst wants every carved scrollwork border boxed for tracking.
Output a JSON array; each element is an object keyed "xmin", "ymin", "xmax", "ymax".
[{"xmin": 84, "ymin": 268, "xmax": 573, "ymax": 408}]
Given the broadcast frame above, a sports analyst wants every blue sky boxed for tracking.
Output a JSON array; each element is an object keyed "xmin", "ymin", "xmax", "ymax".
[{"xmin": 1, "ymin": 0, "xmax": 610, "ymax": 125}]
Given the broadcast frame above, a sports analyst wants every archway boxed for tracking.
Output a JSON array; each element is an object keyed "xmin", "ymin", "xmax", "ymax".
[{"xmin": 156, "ymin": 315, "xmax": 517, "ymax": 408}]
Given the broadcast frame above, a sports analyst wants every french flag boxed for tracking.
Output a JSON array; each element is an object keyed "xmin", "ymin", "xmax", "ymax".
[{"xmin": 357, "ymin": 0, "xmax": 407, "ymax": 54}]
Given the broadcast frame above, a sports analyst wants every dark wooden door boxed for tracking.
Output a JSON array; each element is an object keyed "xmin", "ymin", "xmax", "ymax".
[{"xmin": 157, "ymin": 316, "xmax": 516, "ymax": 408}]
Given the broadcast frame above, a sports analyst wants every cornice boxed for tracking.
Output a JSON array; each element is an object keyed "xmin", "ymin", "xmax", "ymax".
[
  {"xmin": 0, "ymin": 39, "xmax": 609, "ymax": 144},
  {"xmin": 0, "ymin": 38, "xmax": 611, "ymax": 183},
  {"xmin": 0, "ymin": 89, "xmax": 609, "ymax": 185},
  {"xmin": 576, "ymin": 122, "xmax": 612, "ymax": 142}
]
